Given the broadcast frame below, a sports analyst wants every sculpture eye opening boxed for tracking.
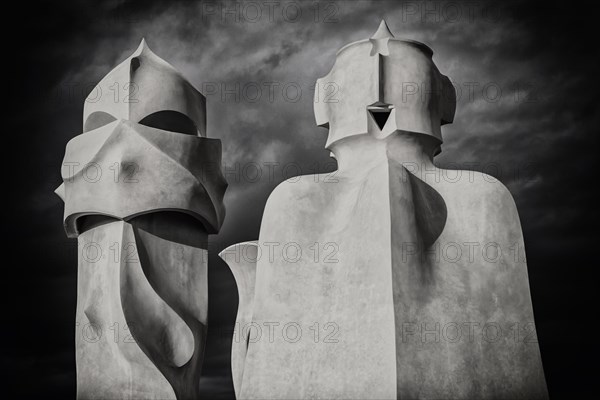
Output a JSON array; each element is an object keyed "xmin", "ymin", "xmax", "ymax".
[
  {"xmin": 139, "ymin": 110, "xmax": 199, "ymax": 136},
  {"xmin": 128, "ymin": 211, "xmax": 209, "ymax": 249},
  {"xmin": 369, "ymin": 110, "xmax": 392, "ymax": 130},
  {"xmin": 368, "ymin": 103, "xmax": 394, "ymax": 131},
  {"xmin": 76, "ymin": 214, "xmax": 119, "ymax": 234},
  {"xmin": 84, "ymin": 111, "xmax": 117, "ymax": 132}
]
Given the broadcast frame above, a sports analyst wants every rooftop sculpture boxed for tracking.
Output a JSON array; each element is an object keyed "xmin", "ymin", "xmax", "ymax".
[
  {"xmin": 56, "ymin": 20, "xmax": 548, "ymax": 400},
  {"xmin": 56, "ymin": 40, "xmax": 226, "ymax": 399},
  {"xmin": 221, "ymin": 20, "xmax": 548, "ymax": 399}
]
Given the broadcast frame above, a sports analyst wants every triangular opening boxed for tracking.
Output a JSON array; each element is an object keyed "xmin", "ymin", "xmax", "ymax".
[{"xmin": 370, "ymin": 110, "xmax": 392, "ymax": 130}]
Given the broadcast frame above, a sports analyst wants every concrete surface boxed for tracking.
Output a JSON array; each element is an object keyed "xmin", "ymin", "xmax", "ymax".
[
  {"xmin": 56, "ymin": 40, "xmax": 226, "ymax": 399},
  {"xmin": 227, "ymin": 21, "xmax": 548, "ymax": 399}
]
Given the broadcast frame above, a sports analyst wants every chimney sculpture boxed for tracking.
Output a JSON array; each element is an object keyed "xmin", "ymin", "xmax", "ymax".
[
  {"xmin": 221, "ymin": 21, "xmax": 548, "ymax": 399},
  {"xmin": 56, "ymin": 40, "xmax": 227, "ymax": 399}
]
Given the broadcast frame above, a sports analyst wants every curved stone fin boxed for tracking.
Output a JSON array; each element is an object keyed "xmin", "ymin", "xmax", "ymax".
[
  {"xmin": 131, "ymin": 219, "xmax": 209, "ymax": 323},
  {"xmin": 218, "ymin": 241, "xmax": 259, "ymax": 398},
  {"xmin": 119, "ymin": 223, "xmax": 194, "ymax": 368},
  {"xmin": 76, "ymin": 221, "xmax": 176, "ymax": 399},
  {"xmin": 406, "ymin": 169, "xmax": 447, "ymax": 248},
  {"xmin": 120, "ymin": 222, "xmax": 208, "ymax": 400}
]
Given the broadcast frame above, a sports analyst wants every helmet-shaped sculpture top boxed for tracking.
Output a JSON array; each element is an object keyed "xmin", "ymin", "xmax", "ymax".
[
  {"xmin": 83, "ymin": 39, "xmax": 207, "ymax": 136},
  {"xmin": 314, "ymin": 20, "xmax": 456, "ymax": 149}
]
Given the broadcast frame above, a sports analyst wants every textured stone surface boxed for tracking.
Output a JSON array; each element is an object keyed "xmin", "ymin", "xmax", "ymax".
[
  {"xmin": 58, "ymin": 119, "xmax": 226, "ymax": 238},
  {"xmin": 82, "ymin": 39, "xmax": 207, "ymax": 136},
  {"xmin": 224, "ymin": 21, "xmax": 548, "ymax": 399},
  {"xmin": 76, "ymin": 220, "xmax": 209, "ymax": 399},
  {"xmin": 57, "ymin": 39, "xmax": 226, "ymax": 399},
  {"xmin": 75, "ymin": 221, "xmax": 176, "ymax": 400},
  {"xmin": 314, "ymin": 20, "xmax": 455, "ymax": 148}
]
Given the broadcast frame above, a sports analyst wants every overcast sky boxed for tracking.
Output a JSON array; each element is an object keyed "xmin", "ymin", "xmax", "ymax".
[{"xmin": 4, "ymin": 0, "xmax": 598, "ymax": 398}]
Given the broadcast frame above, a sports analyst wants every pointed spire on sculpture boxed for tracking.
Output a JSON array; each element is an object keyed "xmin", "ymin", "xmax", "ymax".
[
  {"xmin": 369, "ymin": 19, "xmax": 394, "ymax": 56},
  {"xmin": 372, "ymin": 19, "xmax": 394, "ymax": 39}
]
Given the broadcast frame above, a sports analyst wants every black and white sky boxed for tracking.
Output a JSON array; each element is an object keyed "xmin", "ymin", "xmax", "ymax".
[{"xmin": 3, "ymin": 0, "xmax": 598, "ymax": 398}]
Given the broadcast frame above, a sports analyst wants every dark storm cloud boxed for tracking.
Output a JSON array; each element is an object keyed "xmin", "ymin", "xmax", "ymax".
[{"xmin": 5, "ymin": 0, "xmax": 597, "ymax": 398}]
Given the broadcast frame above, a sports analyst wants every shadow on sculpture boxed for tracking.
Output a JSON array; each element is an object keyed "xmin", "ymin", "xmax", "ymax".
[
  {"xmin": 221, "ymin": 20, "xmax": 548, "ymax": 399},
  {"xmin": 55, "ymin": 20, "xmax": 549, "ymax": 400},
  {"xmin": 56, "ymin": 39, "xmax": 226, "ymax": 399}
]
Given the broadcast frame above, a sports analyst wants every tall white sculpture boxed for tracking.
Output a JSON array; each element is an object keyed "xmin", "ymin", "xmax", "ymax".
[
  {"xmin": 56, "ymin": 40, "xmax": 227, "ymax": 399},
  {"xmin": 221, "ymin": 21, "xmax": 548, "ymax": 399}
]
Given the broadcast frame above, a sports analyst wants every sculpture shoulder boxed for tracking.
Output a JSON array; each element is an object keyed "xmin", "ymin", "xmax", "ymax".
[
  {"xmin": 264, "ymin": 173, "xmax": 334, "ymax": 213},
  {"xmin": 433, "ymin": 169, "xmax": 515, "ymax": 204},
  {"xmin": 471, "ymin": 171, "xmax": 518, "ymax": 211},
  {"xmin": 433, "ymin": 169, "xmax": 523, "ymax": 232}
]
